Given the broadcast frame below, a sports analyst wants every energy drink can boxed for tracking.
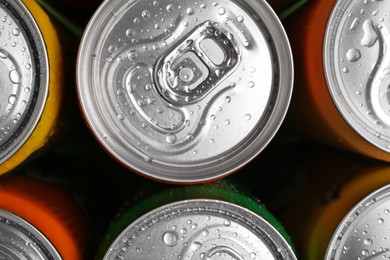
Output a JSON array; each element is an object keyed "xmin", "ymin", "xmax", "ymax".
[
  {"xmin": 97, "ymin": 184, "xmax": 297, "ymax": 259},
  {"xmin": 269, "ymin": 145, "xmax": 390, "ymax": 260},
  {"xmin": 77, "ymin": 0, "xmax": 294, "ymax": 183},
  {"xmin": 0, "ymin": 173, "xmax": 91, "ymax": 260},
  {"xmin": 285, "ymin": 0, "xmax": 390, "ymax": 161},
  {"xmin": 0, "ymin": 0, "xmax": 66, "ymax": 175}
]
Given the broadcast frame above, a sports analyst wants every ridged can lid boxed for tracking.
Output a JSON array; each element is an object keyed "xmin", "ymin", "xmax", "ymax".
[
  {"xmin": 0, "ymin": 209, "xmax": 60, "ymax": 260},
  {"xmin": 77, "ymin": 0, "xmax": 293, "ymax": 183},
  {"xmin": 0, "ymin": 0, "xmax": 48, "ymax": 163},
  {"xmin": 324, "ymin": 0, "xmax": 390, "ymax": 152},
  {"xmin": 326, "ymin": 185, "xmax": 390, "ymax": 259},
  {"xmin": 103, "ymin": 199, "xmax": 297, "ymax": 260}
]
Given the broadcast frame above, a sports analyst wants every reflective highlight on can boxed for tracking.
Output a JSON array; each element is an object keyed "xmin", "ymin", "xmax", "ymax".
[
  {"xmin": 0, "ymin": 0, "xmax": 65, "ymax": 175},
  {"xmin": 98, "ymin": 185, "xmax": 297, "ymax": 260},
  {"xmin": 0, "ymin": 209, "xmax": 61, "ymax": 259},
  {"xmin": 77, "ymin": 0, "xmax": 293, "ymax": 183}
]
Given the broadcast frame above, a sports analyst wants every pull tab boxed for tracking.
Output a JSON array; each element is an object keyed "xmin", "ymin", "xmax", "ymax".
[{"xmin": 155, "ymin": 21, "xmax": 240, "ymax": 105}]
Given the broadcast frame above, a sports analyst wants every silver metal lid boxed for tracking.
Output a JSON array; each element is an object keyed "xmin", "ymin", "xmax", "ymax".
[
  {"xmin": 0, "ymin": 0, "xmax": 49, "ymax": 163},
  {"xmin": 324, "ymin": 0, "xmax": 390, "ymax": 152},
  {"xmin": 325, "ymin": 185, "xmax": 390, "ymax": 259},
  {"xmin": 103, "ymin": 199, "xmax": 297, "ymax": 260},
  {"xmin": 0, "ymin": 209, "xmax": 61, "ymax": 260},
  {"xmin": 77, "ymin": 0, "xmax": 293, "ymax": 183}
]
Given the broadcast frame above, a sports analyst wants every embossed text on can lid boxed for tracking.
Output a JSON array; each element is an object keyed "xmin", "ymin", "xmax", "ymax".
[
  {"xmin": 77, "ymin": 0, "xmax": 293, "ymax": 183},
  {"xmin": 0, "ymin": 209, "xmax": 61, "ymax": 259},
  {"xmin": 325, "ymin": 185, "xmax": 390, "ymax": 259},
  {"xmin": 0, "ymin": 0, "xmax": 49, "ymax": 163},
  {"xmin": 324, "ymin": 0, "xmax": 390, "ymax": 152},
  {"xmin": 103, "ymin": 199, "xmax": 297, "ymax": 260}
]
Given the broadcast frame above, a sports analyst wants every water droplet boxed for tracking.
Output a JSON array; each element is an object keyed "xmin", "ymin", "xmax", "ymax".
[
  {"xmin": 378, "ymin": 218, "xmax": 384, "ymax": 224},
  {"xmin": 134, "ymin": 18, "xmax": 140, "ymax": 24},
  {"xmin": 126, "ymin": 29, "xmax": 136, "ymax": 37},
  {"xmin": 0, "ymin": 48, "xmax": 8, "ymax": 59},
  {"xmin": 12, "ymin": 28, "xmax": 20, "ymax": 36},
  {"xmin": 117, "ymin": 113, "xmax": 125, "ymax": 120},
  {"xmin": 8, "ymin": 94, "xmax": 16, "ymax": 105},
  {"xmin": 202, "ymin": 230, "xmax": 209, "ymax": 237},
  {"xmin": 218, "ymin": 7, "xmax": 226, "ymax": 15},
  {"xmin": 362, "ymin": 249, "xmax": 369, "ymax": 256},
  {"xmin": 223, "ymin": 220, "xmax": 231, "ymax": 226},
  {"xmin": 166, "ymin": 4, "xmax": 175, "ymax": 12},
  {"xmin": 248, "ymin": 81, "xmax": 255, "ymax": 88},
  {"xmin": 190, "ymin": 241, "xmax": 202, "ymax": 251},
  {"xmin": 361, "ymin": 19, "xmax": 378, "ymax": 47},
  {"xmin": 343, "ymin": 67, "xmax": 349, "ymax": 73},
  {"xmin": 108, "ymin": 45, "xmax": 117, "ymax": 53},
  {"xmin": 346, "ymin": 48, "xmax": 361, "ymax": 62},
  {"xmin": 9, "ymin": 69, "xmax": 20, "ymax": 83},
  {"xmin": 179, "ymin": 228, "xmax": 187, "ymax": 234},
  {"xmin": 128, "ymin": 50, "xmax": 137, "ymax": 61},
  {"xmin": 225, "ymin": 119, "xmax": 231, "ymax": 125},
  {"xmin": 163, "ymin": 231, "xmax": 179, "ymax": 247},
  {"xmin": 142, "ymin": 10, "xmax": 151, "ymax": 19},
  {"xmin": 25, "ymin": 63, "xmax": 31, "ymax": 70},
  {"xmin": 186, "ymin": 7, "xmax": 194, "ymax": 15},
  {"xmin": 165, "ymin": 134, "xmax": 177, "ymax": 144},
  {"xmin": 237, "ymin": 16, "xmax": 244, "ymax": 23},
  {"xmin": 244, "ymin": 114, "xmax": 252, "ymax": 121},
  {"xmin": 250, "ymin": 252, "xmax": 257, "ymax": 259},
  {"xmin": 364, "ymin": 238, "xmax": 373, "ymax": 245}
]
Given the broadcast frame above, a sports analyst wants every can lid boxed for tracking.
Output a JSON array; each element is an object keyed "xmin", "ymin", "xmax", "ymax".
[
  {"xmin": 77, "ymin": 0, "xmax": 293, "ymax": 183},
  {"xmin": 0, "ymin": 209, "xmax": 61, "ymax": 260},
  {"xmin": 0, "ymin": 1, "xmax": 49, "ymax": 163},
  {"xmin": 324, "ymin": 0, "xmax": 390, "ymax": 152},
  {"xmin": 326, "ymin": 185, "xmax": 390, "ymax": 259},
  {"xmin": 103, "ymin": 199, "xmax": 297, "ymax": 260}
]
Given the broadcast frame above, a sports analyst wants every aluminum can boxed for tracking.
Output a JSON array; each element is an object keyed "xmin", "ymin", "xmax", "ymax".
[
  {"xmin": 77, "ymin": 0, "xmax": 294, "ymax": 183},
  {"xmin": 0, "ymin": 0, "xmax": 66, "ymax": 175},
  {"xmin": 284, "ymin": 0, "xmax": 390, "ymax": 161},
  {"xmin": 97, "ymin": 184, "xmax": 297, "ymax": 260},
  {"xmin": 0, "ymin": 172, "xmax": 92, "ymax": 260},
  {"xmin": 269, "ymin": 145, "xmax": 390, "ymax": 260}
]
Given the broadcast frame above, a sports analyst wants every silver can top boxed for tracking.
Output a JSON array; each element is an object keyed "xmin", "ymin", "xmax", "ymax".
[
  {"xmin": 77, "ymin": 0, "xmax": 293, "ymax": 183},
  {"xmin": 324, "ymin": 0, "xmax": 390, "ymax": 152},
  {"xmin": 103, "ymin": 199, "xmax": 297, "ymax": 260},
  {"xmin": 0, "ymin": 209, "xmax": 61, "ymax": 260},
  {"xmin": 0, "ymin": 1, "xmax": 49, "ymax": 163},
  {"xmin": 325, "ymin": 185, "xmax": 390, "ymax": 259}
]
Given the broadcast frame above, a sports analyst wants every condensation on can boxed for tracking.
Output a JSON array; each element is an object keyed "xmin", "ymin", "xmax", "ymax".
[
  {"xmin": 325, "ymin": 185, "xmax": 390, "ymax": 259},
  {"xmin": 77, "ymin": 0, "xmax": 293, "ymax": 183},
  {"xmin": 285, "ymin": 0, "xmax": 390, "ymax": 162},
  {"xmin": 0, "ymin": 0, "xmax": 65, "ymax": 175},
  {"xmin": 0, "ymin": 209, "xmax": 61, "ymax": 260},
  {"xmin": 100, "ymin": 190, "xmax": 297, "ymax": 260}
]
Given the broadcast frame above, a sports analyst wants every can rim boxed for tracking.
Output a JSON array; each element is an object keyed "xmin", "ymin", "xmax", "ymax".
[
  {"xmin": 323, "ymin": 0, "xmax": 390, "ymax": 153},
  {"xmin": 0, "ymin": 0, "xmax": 49, "ymax": 164},
  {"xmin": 76, "ymin": 0, "xmax": 294, "ymax": 183},
  {"xmin": 325, "ymin": 184, "xmax": 390, "ymax": 259},
  {"xmin": 0, "ymin": 209, "xmax": 61, "ymax": 259},
  {"xmin": 103, "ymin": 199, "xmax": 297, "ymax": 260}
]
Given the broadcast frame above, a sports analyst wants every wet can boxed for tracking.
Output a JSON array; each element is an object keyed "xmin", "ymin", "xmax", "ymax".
[
  {"xmin": 284, "ymin": 0, "xmax": 390, "ymax": 161},
  {"xmin": 0, "ymin": 172, "xmax": 92, "ymax": 260},
  {"xmin": 77, "ymin": 0, "xmax": 294, "ymax": 183},
  {"xmin": 269, "ymin": 145, "xmax": 390, "ymax": 260},
  {"xmin": 0, "ymin": 0, "xmax": 67, "ymax": 175},
  {"xmin": 97, "ymin": 184, "xmax": 297, "ymax": 260}
]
